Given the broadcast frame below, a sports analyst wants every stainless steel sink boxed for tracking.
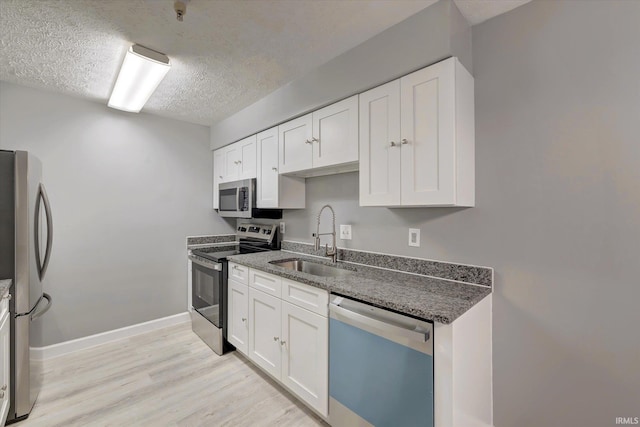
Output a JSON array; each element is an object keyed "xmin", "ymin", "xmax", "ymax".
[{"xmin": 269, "ymin": 259, "xmax": 353, "ymax": 278}]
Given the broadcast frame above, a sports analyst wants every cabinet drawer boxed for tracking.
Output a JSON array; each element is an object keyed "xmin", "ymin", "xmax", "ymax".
[
  {"xmin": 249, "ymin": 269, "xmax": 282, "ymax": 297},
  {"xmin": 229, "ymin": 262, "xmax": 249, "ymax": 285},
  {"xmin": 282, "ymin": 278, "xmax": 328, "ymax": 317}
]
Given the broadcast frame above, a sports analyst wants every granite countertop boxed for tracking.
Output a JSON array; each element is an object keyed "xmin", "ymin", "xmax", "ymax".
[
  {"xmin": 227, "ymin": 251, "xmax": 491, "ymax": 324},
  {"xmin": 0, "ymin": 279, "xmax": 11, "ymax": 300}
]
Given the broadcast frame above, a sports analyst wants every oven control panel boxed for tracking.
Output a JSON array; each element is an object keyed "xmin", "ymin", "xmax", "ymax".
[{"xmin": 237, "ymin": 223, "xmax": 278, "ymax": 243}]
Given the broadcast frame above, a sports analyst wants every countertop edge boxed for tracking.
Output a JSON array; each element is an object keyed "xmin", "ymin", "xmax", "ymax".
[{"xmin": 227, "ymin": 253, "xmax": 491, "ymax": 325}]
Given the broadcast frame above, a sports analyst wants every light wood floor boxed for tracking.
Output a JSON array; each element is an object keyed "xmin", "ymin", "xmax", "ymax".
[{"xmin": 18, "ymin": 323, "xmax": 327, "ymax": 427}]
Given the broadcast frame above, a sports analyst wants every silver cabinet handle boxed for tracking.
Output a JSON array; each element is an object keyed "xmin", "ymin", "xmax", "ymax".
[
  {"xmin": 273, "ymin": 336, "xmax": 279, "ymax": 341},
  {"xmin": 241, "ymin": 318, "xmax": 247, "ymax": 322},
  {"xmin": 237, "ymin": 160, "xmax": 242, "ymax": 164},
  {"xmin": 2, "ymin": 293, "xmax": 10, "ymax": 300},
  {"xmin": 219, "ymin": 175, "xmax": 223, "ymax": 179},
  {"xmin": 280, "ymin": 340, "xmax": 286, "ymax": 346},
  {"xmin": 1, "ymin": 384, "xmax": 6, "ymax": 390},
  {"xmin": 311, "ymin": 137, "xmax": 319, "ymax": 143},
  {"xmin": 401, "ymin": 139, "xmax": 409, "ymax": 145},
  {"xmin": 272, "ymin": 167, "xmax": 278, "ymax": 172},
  {"xmin": 390, "ymin": 141, "xmax": 397, "ymax": 147},
  {"xmin": 0, "ymin": 391, "xmax": 4, "ymax": 399},
  {"xmin": 305, "ymin": 139, "xmax": 312, "ymax": 144}
]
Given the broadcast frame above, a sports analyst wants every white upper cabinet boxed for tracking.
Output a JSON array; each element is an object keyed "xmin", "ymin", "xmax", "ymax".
[
  {"xmin": 212, "ymin": 135, "xmax": 258, "ymax": 209},
  {"xmin": 223, "ymin": 142, "xmax": 240, "ymax": 182},
  {"xmin": 225, "ymin": 135, "xmax": 256, "ymax": 181},
  {"xmin": 360, "ymin": 57, "xmax": 475, "ymax": 207},
  {"xmin": 358, "ymin": 80, "xmax": 402, "ymax": 206},
  {"xmin": 278, "ymin": 114, "xmax": 313, "ymax": 174},
  {"xmin": 311, "ymin": 95, "xmax": 359, "ymax": 170},
  {"xmin": 279, "ymin": 95, "xmax": 359, "ymax": 177},
  {"xmin": 256, "ymin": 127, "xmax": 305, "ymax": 209},
  {"xmin": 237, "ymin": 135, "xmax": 257, "ymax": 180},
  {"xmin": 214, "ymin": 135, "xmax": 257, "ymax": 185}
]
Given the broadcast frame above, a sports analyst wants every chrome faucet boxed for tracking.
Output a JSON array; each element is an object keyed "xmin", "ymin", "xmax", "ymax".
[{"xmin": 312, "ymin": 204, "xmax": 337, "ymax": 263}]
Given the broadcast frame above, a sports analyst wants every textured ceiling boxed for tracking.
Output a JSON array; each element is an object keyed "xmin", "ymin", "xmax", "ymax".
[{"xmin": 0, "ymin": 0, "xmax": 531, "ymax": 126}]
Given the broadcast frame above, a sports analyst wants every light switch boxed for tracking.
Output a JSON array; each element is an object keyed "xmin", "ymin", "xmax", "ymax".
[
  {"xmin": 280, "ymin": 222, "xmax": 285, "ymax": 234},
  {"xmin": 340, "ymin": 225, "xmax": 352, "ymax": 240},
  {"xmin": 409, "ymin": 228, "xmax": 420, "ymax": 247}
]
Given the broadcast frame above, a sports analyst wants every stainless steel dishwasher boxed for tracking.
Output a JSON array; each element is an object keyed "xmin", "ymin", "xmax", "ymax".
[{"xmin": 329, "ymin": 295, "xmax": 434, "ymax": 427}]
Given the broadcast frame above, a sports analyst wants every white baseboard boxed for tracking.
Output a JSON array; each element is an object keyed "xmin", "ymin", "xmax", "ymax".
[{"xmin": 32, "ymin": 312, "xmax": 190, "ymax": 361}]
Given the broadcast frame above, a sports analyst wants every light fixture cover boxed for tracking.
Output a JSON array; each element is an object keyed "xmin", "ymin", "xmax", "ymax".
[{"xmin": 108, "ymin": 45, "xmax": 171, "ymax": 113}]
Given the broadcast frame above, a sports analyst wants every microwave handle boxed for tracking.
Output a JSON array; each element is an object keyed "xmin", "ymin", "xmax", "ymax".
[{"xmin": 236, "ymin": 187, "xmax": 241, "ymax": 212}]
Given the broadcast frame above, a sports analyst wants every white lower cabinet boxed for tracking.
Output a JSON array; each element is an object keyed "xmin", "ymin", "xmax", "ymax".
[
  {"xmin": 248, "ymin": 288, "xmax": 282, "ymax": 378},
  {"xmin": 227, "ymin": 279, "xmax": 249, "ymax": 355},
  {"xmin": 281, "ymin": 301, "xmax": 328, "ymax": 415},
  {"xmin": 229, "ymin": 267, "xmax": 328, "ymax": 417},
  {"xmin": 1, "ymin": 295, "xmax": 10, "ymax": 426}
]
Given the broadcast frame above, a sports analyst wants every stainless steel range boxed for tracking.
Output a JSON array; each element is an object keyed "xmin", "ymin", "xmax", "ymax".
[{"xmin": 188, "ymin": 224, "xmax": 279, "ymax": 355}]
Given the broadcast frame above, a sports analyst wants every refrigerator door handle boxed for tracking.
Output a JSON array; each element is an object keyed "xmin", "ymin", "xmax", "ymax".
[
  {"xmin": 35, "ymin": 183, "xmax": 53, "ymax": 281},
  {"xmin": 30, "ymin": 293, "xmax": 52, "ymax": 321}
]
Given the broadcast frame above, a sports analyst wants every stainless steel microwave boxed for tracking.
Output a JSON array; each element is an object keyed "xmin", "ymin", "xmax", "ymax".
[{"xmin": 218, "ymin": 179, "xmax": 253, "ymax": 218}]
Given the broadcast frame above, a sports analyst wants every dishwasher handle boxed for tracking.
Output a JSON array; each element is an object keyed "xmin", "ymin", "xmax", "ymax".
[{"xmin": 330, "ymin": 297, "xmax": 433, "ymax": 356}]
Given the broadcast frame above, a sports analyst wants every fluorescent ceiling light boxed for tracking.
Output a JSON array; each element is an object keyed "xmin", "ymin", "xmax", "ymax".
[{"xmin": 108, "ymin": 44, "xmax": 171, "ymax": 113}]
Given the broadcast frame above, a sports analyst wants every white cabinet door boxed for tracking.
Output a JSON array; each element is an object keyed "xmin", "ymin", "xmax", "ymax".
[
  {"xmin": 359, "ymin": 80, "xmax": 401, "ymax": 206},
  {"xmin": 281, "ymin": 301, "xmax": 328, "ymax": 417},
  {"xmin": 237, "ymin": 135, "xmax": 257, "ymax": 179},
  {"xmin": 312, "ymin": 95, "xmax": 358, "ymax": 169},
  {"xmin": 257, "ymin": 127, "xmax": 306, "ymax": 209},
  {"xmin": 279, "ymin": 114, "xmax": 313, "ymax": 174},
  {"xmin": 359, "ymin": 57, "xmax": 474, "ymax": 207},
  {"xmin": 400, "ymin": 59, "xmax": 456, "ymax": 206},
  {"xmin": 256, "ymin": 127, "xmax": 280, "ymax": 208},
  {"xmin": 248, "ymin": 288, "xmax": 282, "ymax": 379},
  {"xmin": 228, "ymin": 280, "xmax": 249, "ymax": 355},
  {"xmin": 212, "ymin": 149, "xmax": 224, "ymax": 209},
  {"xmin": 0, "ymin": 311, "xmax": 10, "ymax": 426},
  {"xmin": 224, "ymin": 144, "xmax": 241, "ymax": 182}
]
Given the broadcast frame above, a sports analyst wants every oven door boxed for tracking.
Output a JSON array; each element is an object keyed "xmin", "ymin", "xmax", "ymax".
[{"xmin": 189, "ymin": 255, "xmax": 223, "ymax": 328}]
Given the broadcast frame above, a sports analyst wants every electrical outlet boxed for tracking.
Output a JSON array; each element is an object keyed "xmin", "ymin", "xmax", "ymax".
[
  {"xmin": 340, "ymin": 224, "xmax": 352, "ymax": 240},
  {"xmin": 279, "ymin": 222, "xmax": 285, "ymax": 234},
  {"xmin": 409, "ymin": 228, "xmax": 420, "ymax": 247}
]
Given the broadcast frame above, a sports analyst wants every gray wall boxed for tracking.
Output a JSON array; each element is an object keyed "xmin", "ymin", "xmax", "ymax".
[
  {"xmin": 210, "ymin": 0, "xmax": 471, "ymax": 149},
  {"xmin": 0, "ymin": 82, "xmax": 234, "ymax": 346},
  {"xmin": 284, "ymin": 1, "xmax": 640, "ymax": 426}
]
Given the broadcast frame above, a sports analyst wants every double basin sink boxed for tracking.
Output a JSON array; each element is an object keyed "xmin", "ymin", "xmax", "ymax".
[{"xmin": 269, "ymin": 258, "xmax": 353, "ymax": 278}]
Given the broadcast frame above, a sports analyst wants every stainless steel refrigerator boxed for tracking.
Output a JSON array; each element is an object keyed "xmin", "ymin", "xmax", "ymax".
[{"xmin": 0, "ymin": 150, "xmax": 53, "ymax": 423}]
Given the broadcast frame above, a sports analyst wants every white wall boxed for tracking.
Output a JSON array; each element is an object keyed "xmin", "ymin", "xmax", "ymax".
[
  {"xmin": 282, "ymin": 1, "xmax": 640, "ymax": 426},
  {"xmin": 0, "ymin": 82, "xmax": 234, "ymax": 346}
]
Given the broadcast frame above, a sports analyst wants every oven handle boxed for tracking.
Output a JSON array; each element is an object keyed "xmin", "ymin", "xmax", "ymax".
[{"xmin": 188, "ymin": 254, "xmax": 222, "ymax": 271}]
